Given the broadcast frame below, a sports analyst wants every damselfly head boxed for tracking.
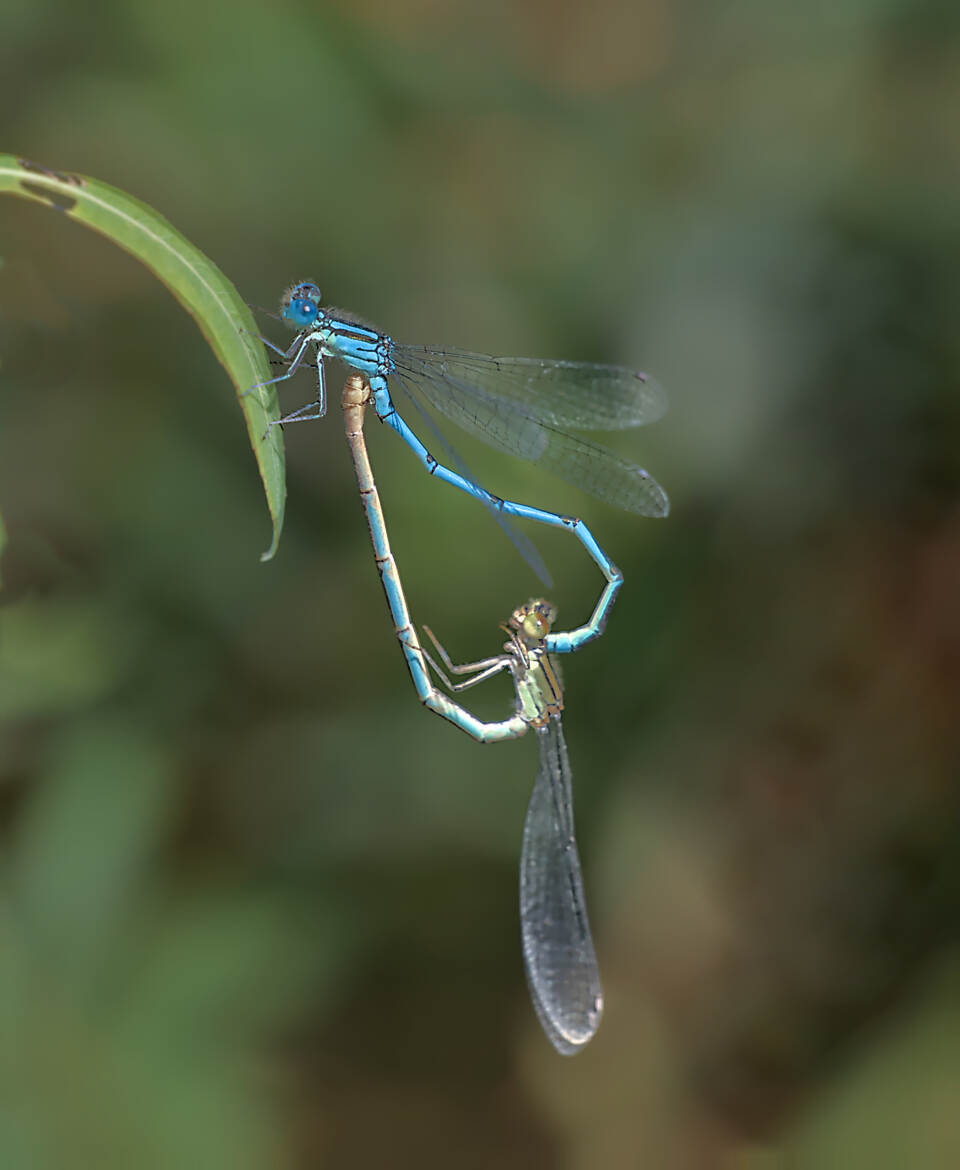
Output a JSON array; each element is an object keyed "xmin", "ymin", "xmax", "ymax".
[
  {"xmin": 280, "ymin": 281, "xmax": 323, "ymax": 329},
  {"xmin": 509, "ymin": 598, "xmax": 557, "ymax": 645}
]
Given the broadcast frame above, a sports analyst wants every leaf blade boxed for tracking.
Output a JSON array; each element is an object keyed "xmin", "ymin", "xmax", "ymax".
[{"xmin": 0, "ymin": 154, "xmax": 285, "ymax": 559}]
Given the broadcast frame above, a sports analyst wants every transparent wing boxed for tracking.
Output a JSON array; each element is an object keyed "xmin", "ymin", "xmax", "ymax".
[
  {"xmin": 520, "ymin": 718, "xmax": 603, "ymax": 1055},
  {"xmin": 391, "ymin": 360, "xmax": 669, "ymax": 518},
  {"xmin": 393, "ymin": 346, "xmax": 667, "ymax": 431},
  {"xmin": 387, "ymin": 373, "xmax": 554, "ymax": 587}
]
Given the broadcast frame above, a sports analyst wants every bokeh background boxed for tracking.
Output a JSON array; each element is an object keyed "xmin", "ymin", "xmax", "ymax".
[{"xmin": 2, "ymin": 2, "xmax": 959, "ymax": 1166}]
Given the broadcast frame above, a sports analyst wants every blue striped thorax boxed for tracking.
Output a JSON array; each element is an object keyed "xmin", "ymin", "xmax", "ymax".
[{"xmin": 281, "ymin": 281, "xmax": 387, "ymax": 376}]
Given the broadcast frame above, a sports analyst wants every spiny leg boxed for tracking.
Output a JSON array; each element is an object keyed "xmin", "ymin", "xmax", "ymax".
[{"xmin": 422, "ymin": 644, "xmax": 511, "ymax": 694}]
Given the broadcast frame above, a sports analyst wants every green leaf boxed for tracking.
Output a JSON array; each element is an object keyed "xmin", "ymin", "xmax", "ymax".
[{"xmin": 0, "ymin": 154, "xmax": 285, "ymax": 560}]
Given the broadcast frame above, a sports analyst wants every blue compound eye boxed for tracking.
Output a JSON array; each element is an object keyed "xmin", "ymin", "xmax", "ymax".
[
  {"xmin": 282, "ymin": 295, "xmax": 320, "ymax": 328},
  {"xmin": 281, "ymin": 282, "xmax": 322, "ymax": 327}
]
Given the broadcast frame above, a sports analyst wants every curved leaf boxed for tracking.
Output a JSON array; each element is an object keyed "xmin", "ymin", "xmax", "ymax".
[{"xmin": 0, "ymin": 154, "xmax": 285, "ymax": 560}]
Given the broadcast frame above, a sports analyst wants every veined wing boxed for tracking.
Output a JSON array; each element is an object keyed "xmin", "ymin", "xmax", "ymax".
[
  {"xmin": 520, "ymin": 718, "xmax": 603, "ymax": 1055},
  {"xmin": 391, "ymin": 363, "xmax": 669, "ymax": 518},
  {"xmin": 392, "ymin": 346, "xmax": 667, "ymax": 431},
  {"xmin": 386, "ymin": 373, "xmax": 554, "ymax": 587}
]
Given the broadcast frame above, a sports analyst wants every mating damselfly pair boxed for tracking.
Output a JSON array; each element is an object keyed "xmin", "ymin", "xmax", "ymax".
[
  {"xmin": 254, "ymin": 281, "xmax": 669, "ymax": 647},
  {"xmin": 251, "ymin": 284, "xmax": 669, "ymax": 1053}
]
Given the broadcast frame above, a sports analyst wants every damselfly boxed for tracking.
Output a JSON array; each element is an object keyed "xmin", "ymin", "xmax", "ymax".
[
  {"xmin": 253, "ymin": 282, "xmax": 669, "ymax": 650},
  {"xmin": 341, "ymin": 372, "xmax": 602, "ymax": 1053}
]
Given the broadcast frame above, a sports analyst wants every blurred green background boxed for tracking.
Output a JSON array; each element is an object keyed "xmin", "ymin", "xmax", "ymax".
[{"xmin": 2, "ymin": 1, "xmax": 959, "ymax": 1166}]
